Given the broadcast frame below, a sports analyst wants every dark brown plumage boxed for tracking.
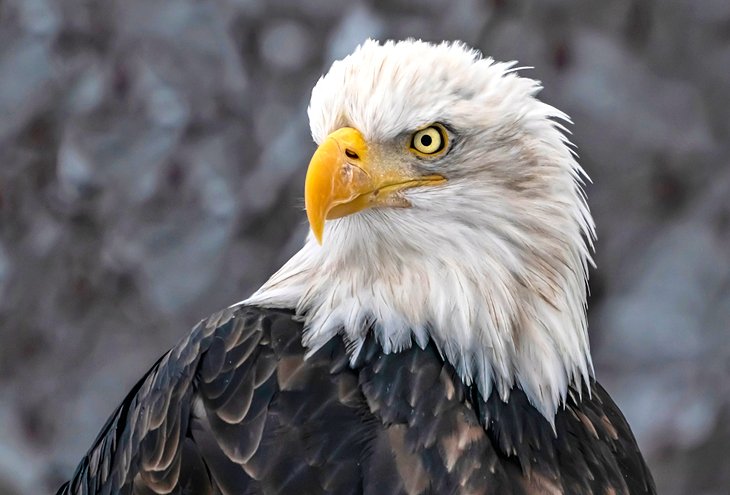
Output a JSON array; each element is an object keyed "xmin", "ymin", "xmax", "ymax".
[{"xmin": 57, "ymin": 305, "xmax": 655, "ymax": 495}]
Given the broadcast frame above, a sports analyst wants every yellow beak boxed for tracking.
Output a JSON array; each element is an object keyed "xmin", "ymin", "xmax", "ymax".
[{"xmin": 304, "ymin": 127, "xmax": 445, "ymax": 244}]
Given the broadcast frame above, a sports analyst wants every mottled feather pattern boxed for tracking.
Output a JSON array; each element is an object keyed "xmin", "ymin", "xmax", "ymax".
[{"xmin": 58, "ymin": 306, "xmax": 655, "ymax": 495}]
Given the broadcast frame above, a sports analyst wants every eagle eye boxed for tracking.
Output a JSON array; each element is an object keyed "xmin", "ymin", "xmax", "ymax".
[{"xmin": 410, "ymin": 124, "xmax": 448, "ymax": 156}]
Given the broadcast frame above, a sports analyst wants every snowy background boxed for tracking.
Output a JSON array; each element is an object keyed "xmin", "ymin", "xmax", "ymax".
[{"xmin": 1, "ymin": 0, "xmax": 729, "ymax": 493}]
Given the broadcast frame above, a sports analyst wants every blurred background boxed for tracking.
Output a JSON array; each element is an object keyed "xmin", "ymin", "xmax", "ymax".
[{"xmin": 0, "ymin": 0, "xmax": 728, "ymax": 493}]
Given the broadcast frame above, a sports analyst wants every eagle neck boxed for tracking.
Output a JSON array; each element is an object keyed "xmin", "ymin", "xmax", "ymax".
[{"xmin": 243, "ymin": 209, "xmax": 594, "ymax": 424}]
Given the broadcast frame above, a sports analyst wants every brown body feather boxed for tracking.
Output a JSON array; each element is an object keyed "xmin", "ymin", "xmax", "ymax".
[{"xmin": 58, "ymin": 306, "xmax": 655, "ymax": 495}]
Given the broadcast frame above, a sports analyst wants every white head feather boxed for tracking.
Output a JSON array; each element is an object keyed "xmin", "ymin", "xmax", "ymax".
[{"xmin": 245, "ymin": 39, "xmax": 596, "ymax": 422}]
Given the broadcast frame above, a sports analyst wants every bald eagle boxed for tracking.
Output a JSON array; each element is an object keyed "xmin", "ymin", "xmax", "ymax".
[{"xmin": 58, "ymin": 40, "xmax": 656, "ymax": 495}]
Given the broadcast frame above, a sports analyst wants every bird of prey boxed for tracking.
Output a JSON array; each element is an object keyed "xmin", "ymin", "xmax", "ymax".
[{"xmin": 57, "ymin": 39, "xmax": 656, "ymax": 495}]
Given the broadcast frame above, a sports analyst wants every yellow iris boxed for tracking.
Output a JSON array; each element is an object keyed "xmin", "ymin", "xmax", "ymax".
[{"xmin": 410, "ymin": 124, "xmax": 448, "ymax": 156}]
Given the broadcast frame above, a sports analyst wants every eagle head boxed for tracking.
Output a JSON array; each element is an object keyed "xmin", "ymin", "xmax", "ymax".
[{"xmin": 247, "ymin": 39, "xmax": 596, "ymax": 422}]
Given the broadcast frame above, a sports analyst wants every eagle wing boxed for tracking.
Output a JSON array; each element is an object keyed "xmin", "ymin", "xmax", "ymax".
[
  {"xmin": 57, "ymin": 306, "xmax": 376, "ymax": 495},
  {"xmin": 58, "ymin": 305, "xmax": 655, "ymax": 495}
]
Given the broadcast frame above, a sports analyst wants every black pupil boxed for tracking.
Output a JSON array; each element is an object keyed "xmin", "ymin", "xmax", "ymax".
[{"xmin": 420, "ymin": 134, "xmax": 433, "ymax": 147}]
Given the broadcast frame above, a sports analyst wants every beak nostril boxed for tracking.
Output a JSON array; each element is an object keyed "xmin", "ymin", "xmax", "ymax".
[{"xmin": 344, "ymin": 149, "xmax": 359, "ymax": 160}]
